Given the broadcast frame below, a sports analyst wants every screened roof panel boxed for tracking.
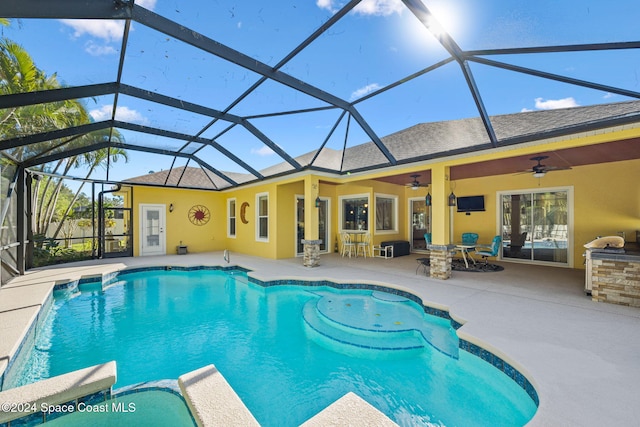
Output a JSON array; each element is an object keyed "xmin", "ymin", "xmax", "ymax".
[
  {"xmin": 469, "ymin": 62, "xmax": 635, "ymax": 121},
  {"xmin": 283, "ymin": 10, "xmax": 451, "ymax": 101},
  {"xmin": 355, "ymin": 62, "xmax": 480, "ymax": 140},
  {"xmin": 120, "ymin": 22, "xmax": 264, "ymax": 110},
  {"xmin": 1, "ymin": 0, "xmax": 639, "ymax": 189},
  {"xmin": 227, "ymin": 78, "xmax": 333, "ymax": 118},
  {"xmin": 194, "ymin": 144, "xmax": 254, "ymax": 177},
  {"xmin": 1, "ymin": 94, "xmax": 114, "ymax": 144},
  {"xmin": 479, "ymin": 50, "xmax": 640, "ymax": 105},
  {"xmin": 113, "ymin": 94, "xmax": 221, "ymax": 136},
  {"xmin": 247, "ymin": 109, "xmax": 347, "ymax": 164},
  {"xmin": 452, "ymin": 0, "xmax": 640, "ymax": 50},
  {"xmin": 151, "ymin": 0, "xmax": 331, "ymax": 66},
  {"xmin": 114, "ymin": 128, "xmax": 190, "ymax": 152},
  {"xmin": 2, "ymin": 19, "xmax": 120, "ymax": 89},
  {"xmin": 213, "ymin": 124, "xmax": 291, "ymax": 173}
]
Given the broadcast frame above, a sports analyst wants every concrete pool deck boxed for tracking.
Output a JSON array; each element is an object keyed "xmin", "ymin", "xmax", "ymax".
[{"xmin": 1, "ymin": 251, "xmax": 639, "ymax": 426}]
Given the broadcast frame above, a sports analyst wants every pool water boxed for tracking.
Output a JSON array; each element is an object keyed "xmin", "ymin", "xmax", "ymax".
[
  {"xmin": 43, "ymin": 390, "xmax": 194, "ymax": 427},
  {"xmin": 10, "ymin": 269, "xmax": 536, "ymax": 426}
]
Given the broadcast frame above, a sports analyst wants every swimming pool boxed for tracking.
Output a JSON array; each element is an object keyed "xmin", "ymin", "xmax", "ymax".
[{"xmin": 7, "ymin": 267, "xmax": 537, "ymax": 426}]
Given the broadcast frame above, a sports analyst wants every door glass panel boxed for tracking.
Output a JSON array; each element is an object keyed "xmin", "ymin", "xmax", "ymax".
[
  {"xmin": 411, "ymin": 199, "xmax": 429, "ymax": 251},
  {"xmin": 297, "ymin": 198, "xmax": 304, "ymax": 254},
  {"xmin": 318, "ymin": 199, "xmax": 327, "ymax": 252},
  {"xmin": 532, "ymin": 192, "xmax": 568, "ymax": 263},
  {"xmin": 146, "ymin": 210, "xmax": 160, "ymax": 247},
  {"xmin": 502, "ymin": 194, "xmax": 532, "ymax": 260}
]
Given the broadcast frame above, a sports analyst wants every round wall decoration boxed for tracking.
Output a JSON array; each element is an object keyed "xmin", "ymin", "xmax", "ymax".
[{"xmin": 188, "ymin": 205, "xmax": 211, "ymax": 225}]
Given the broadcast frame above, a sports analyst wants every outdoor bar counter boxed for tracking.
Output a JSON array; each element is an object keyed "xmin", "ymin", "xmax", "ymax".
[{"xmin": 589, "ymin": 242, "xmax": 640, "ymax": 308}]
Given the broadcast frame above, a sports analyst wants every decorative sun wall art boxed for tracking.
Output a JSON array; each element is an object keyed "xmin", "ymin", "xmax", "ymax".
[{"xmin": 188, "ymin": 205, "xmax": 211, "ymax": 225}]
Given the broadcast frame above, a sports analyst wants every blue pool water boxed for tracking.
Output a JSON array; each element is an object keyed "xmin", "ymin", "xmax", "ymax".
[{"xmin": 10, "ymin": 269, "xmax": 536, "ymax": 426}]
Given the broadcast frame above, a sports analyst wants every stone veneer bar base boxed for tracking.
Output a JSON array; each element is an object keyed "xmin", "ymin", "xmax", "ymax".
[
  {"xmin": 429, "ymin": 246, "xmax": 453, "ymax": 280},
  {"xmin": 591, "ymin": 257, "xmax": 640, "ymax": 307}
]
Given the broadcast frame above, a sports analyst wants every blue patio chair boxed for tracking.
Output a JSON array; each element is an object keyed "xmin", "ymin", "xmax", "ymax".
[
  {"xmin": 461, "ymin": 233, "xmax": 479, "ymax": 245},
  {"xmin": 474, "ymin": 235, "xmax": 502, "ymax": 264},
  {"xmin": 424, "ymin": 232, "xmax": 432, "ymax": 246}
]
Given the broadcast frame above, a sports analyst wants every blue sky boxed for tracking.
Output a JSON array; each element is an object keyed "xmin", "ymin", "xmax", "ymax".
[{"xmin": 3, "ymin": 0, "xmax": 639, "ymax": 184}]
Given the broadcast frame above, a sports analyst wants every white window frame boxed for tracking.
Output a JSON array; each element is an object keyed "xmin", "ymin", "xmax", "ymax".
[
  {"xmin": 256, "ymin": 192, "xmax": 269, "ymax": 242},
  {"xmin": 227, "ymin": 198, "xmax": 236, "ymax": 238},
  {"xmin": 338, "ymin": 193, "xmax": 370, "ymax": 232},
  {"xmin": 374, "ymin": 193, "xmax": 398, "ymax": 234}
]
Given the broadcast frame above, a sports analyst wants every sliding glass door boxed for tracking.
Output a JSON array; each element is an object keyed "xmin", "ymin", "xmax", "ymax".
[{"xmin": 500, "ymin": 188, "xmax": 571, "ymax": 265}]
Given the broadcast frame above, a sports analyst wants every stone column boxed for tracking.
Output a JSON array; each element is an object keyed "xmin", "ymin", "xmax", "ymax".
[
  {"xmin": 429, "ymin": 245, "xmax": 454, "ymax": 280},
  {"xmin": 302, "ymin": 239, "xmax": 322, "ymax": 267}
]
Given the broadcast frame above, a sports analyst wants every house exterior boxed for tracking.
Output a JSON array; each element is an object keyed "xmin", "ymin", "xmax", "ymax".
[{"xmin": 120, "ymin": 100, "xmax": 640, "ymax": 276}]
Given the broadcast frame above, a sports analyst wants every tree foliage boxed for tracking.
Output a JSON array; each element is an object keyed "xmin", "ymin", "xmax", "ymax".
[{"xmin": 0, "ymin": 20, "xmax": 128, "ymax": 242}]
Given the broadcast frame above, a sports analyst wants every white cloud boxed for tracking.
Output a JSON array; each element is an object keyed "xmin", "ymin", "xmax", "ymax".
[
  {"xmin": 350, "ymin": 83, "xmax": 382, "ymax": 101},
  {"xmin": 59, "ymin": 0, "xmax": 156, "ymax": 42},
  {"xmin": 354, "ymin": 0, "xmax": 404, "ymax": 16},
  {"xmin": 316, "ymin": 0, "xmax": 336, "ymax": 12},
  {"xmin": 316, "ymin": 0, "xmax": 403, "ymax": 16},
  {"xmin": 251, "ymin": 146, "xmax": 275, "ymax": 156},
  {"xmin": 84, "ymin": 40, "xmax": 117, "ymax": 56},
  {"xmin": 534, "ymin": 97, "xmax": 579, "ymax": 110},
  {"xmin": 89, "ymin": 105, "xmax": 148, "ymax": 125},
  {"xmin": 520, "ymin": 107, "xmax": 533, "ymax": 112},
  {"xmin": 237, "ymin": 21, "xmax": 243, "ymax": 29},
  {"xmin": 61, "ymin": 19, "xmax": 125, "ymax": 43},
  {"xmin": 603, "ymin": 92, "xmax": 615, "ymax": 99}
]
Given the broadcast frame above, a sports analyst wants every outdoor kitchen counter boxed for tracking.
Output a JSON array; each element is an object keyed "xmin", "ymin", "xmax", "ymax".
[{"xmin": 589, "ymin": 242, "xmax": 640, "ymax": 308}]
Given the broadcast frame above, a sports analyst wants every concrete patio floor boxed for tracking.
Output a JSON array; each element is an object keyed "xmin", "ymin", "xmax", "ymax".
[{"xmin": 2, "ymin": 251, "xmax": 640, "ymax": 426}]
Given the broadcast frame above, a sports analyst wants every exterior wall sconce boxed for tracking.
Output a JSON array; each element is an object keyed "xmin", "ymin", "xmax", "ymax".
[
  {"xmin": 425, "ymin": 192, "xmax": 432, "ymax": 206},
  {"xmin": 315, "ymin": 196, "xmax": 321, "ymax": 208},
  {"xmin": 448, "ymin": 192, "xmax": 456, "ymax": 207},
  {"xmin": 169, "ymin": 203, "xmax": 174, "ymax": 212}
]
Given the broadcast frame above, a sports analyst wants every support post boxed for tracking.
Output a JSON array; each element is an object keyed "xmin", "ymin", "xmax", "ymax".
[
  {"xmin": 429, "ymin": 164, "xmax": 454, "ymax": 279},
  {"xmin": 302, "ymin": 175, "xmax": 321, "ymax": 267},
  {"xmin": 16, "ymin": 166, "xmax": 25, "ymax": 275}
]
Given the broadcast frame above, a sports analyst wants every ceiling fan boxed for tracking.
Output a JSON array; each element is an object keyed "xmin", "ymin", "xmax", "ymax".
[
  {"xmin": 518, "ymin": 156, "xmax": 572, "ymax": 178},
  {"xmin": 406, "ymin": 174, "xmax": 429, "ymax": 190}
]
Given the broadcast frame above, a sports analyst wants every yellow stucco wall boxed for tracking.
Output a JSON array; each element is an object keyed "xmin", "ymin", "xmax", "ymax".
[{"xmin": 129, "ymin": 187, "xmax": 224, "ymax": 257}]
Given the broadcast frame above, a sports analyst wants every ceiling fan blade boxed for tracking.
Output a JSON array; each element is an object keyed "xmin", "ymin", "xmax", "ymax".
[{"xmin": 545, "ymin": 166, "xmax": 572, "ymax": 171}]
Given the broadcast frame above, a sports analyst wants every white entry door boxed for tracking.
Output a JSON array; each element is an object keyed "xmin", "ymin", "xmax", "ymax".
[{"xmin": 140, "ymin": 204, "xmax": 166, "ymax": 256}]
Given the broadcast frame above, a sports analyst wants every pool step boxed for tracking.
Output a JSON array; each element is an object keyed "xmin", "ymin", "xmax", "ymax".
[
  {"xmin": 303, "ymin": 300, "xmax": 426, "ymax": 354},
  {"xmin": 302, "ymin": 292, "xmax": 459, "ymax": 358}
]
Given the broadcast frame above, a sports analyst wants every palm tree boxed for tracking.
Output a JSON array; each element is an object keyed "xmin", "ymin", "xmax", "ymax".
[{"xmin": 0, "ymin": 23, "xmax": 129, "ymax": 242}]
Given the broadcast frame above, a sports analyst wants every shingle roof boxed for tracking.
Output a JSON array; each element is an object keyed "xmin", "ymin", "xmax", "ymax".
[{"xmin": 125, "ymin": 99, "xmax": 640, "ymax": 187}]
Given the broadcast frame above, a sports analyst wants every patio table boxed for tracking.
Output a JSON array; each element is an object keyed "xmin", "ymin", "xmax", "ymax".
[{"xmin": 454, "ymin": 243, "xmax": 477, "ymax": 269}]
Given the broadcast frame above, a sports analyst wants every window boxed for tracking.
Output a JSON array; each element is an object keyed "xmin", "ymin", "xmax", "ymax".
[
  {"xmin": 375, "ymin": 194, "xmax": 397, "ymax": 232},
  {"xmin": 340, "ymin": 195, "xmax": 369, "ymax": 231},
  {"xmin": 227, "ymin": 198, "xmax": 236, "ymax": 238},
  {"xmin": 256, "ymin": 193, "xmax": 269, "ymax": 241}
]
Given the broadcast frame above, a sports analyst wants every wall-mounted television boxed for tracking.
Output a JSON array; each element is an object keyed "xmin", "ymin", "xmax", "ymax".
[{"xmin": 457, "ymin": 195, "xmax": 485, "ymax": 213}]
